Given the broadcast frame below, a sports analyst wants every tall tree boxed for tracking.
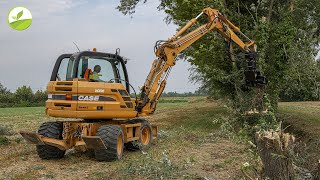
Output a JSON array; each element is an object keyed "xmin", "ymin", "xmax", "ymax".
[
  {"xmin": 15, "ymin": 86, "xmax": 34, "ymax": 103},
  {"xmin": 0, "ymin": 83, "xmax": 10, "ymax": 94},
  {"xmin": 117, "ymin": 0, "xmax": 320, "ymax": 110}
]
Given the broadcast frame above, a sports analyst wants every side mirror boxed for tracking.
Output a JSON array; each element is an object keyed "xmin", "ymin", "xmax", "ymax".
[{"xmin": 122, "ymin": 56, "xmax": 129, "ymax": 64}]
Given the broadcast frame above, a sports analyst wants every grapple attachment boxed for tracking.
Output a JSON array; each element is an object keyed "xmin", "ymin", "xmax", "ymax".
[{"xmin": 244, "ymin": 52, "xmax": 267, "ymax": 88}]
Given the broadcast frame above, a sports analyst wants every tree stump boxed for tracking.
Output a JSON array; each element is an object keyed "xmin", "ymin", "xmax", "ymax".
[{"xmin": 256, "ymin": 130, "xmax": 295, "ymax": 179}]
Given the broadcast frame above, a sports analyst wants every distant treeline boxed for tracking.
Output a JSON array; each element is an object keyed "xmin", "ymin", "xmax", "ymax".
[
  {"xmin": 2, "ymin": 80, "xmax": 316, "ymax": 108},
  {"xmin": 161, "ymin": 91, "xmax": 205, "ymax": 97},
  {"xmin": 0, "ymin": 83, "xmax": 47, "ymax": 108},
  {"xmin": 130, "ymin": 90, "xmax": 206, "ymax": 98},
  {"xmin": 0, "ymin": 83, "xmax": 205, "ymax": 108}
]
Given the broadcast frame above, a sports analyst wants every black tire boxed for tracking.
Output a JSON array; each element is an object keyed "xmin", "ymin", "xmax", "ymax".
[
  {"xmin": 36, "ymin": 122, "xmax": 65, "ymax": 159},
  {"xmin": 95, "ymin": 125, "xmax": 124, "ymax": 161},
  {"xmin": 125, "ymin": 119, "xmax": 153, "ymax": 151}
]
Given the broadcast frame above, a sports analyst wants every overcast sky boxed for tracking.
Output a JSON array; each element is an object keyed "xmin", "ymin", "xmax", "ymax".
[{"xmin": 0, "ymin": 0, "xmax": 200, "ymax": 93}]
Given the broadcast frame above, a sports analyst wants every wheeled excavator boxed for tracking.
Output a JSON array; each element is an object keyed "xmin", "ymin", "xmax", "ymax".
[{"xmin": 20, "ymin": 7, "xmax": 267, "ymax": 161}]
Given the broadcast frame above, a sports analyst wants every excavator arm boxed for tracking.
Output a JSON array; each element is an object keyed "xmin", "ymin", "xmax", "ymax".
[{"xmin": 137, "ymin": 7, "xmax": 266, "ymax": 116}]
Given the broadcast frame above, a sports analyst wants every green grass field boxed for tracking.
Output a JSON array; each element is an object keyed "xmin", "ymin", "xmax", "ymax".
[
  {"xmin": 279, "ymin": 102, "xmax": 320, "ymax": 123},
  {"xmin": 278, "ymin": 101, "xmax": 320, "ymax": 138},
  {"xmin": 278, "ymin": 102, "xmax": 320, "ymax": 170},
  {"xmin": 0, "ymin": 98, "xmax": 319, "ymax": 179},
  {"xmin": 0, "ymin": 97, "xmax": 252, "ymax": 179}
]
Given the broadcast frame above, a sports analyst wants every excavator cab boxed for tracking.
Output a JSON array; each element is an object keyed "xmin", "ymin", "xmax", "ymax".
[{"xmin": 51, "ymin": 51, "xmax": 129, "ymax": 87}]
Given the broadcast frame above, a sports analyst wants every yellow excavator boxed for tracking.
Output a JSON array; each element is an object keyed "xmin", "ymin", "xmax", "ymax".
[{"xmin": 20, "ymin": 7, "xmax": 266, "ymax": 161}]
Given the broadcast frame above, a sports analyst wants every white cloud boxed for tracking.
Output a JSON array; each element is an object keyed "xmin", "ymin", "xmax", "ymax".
[{"xmin": 30, "ymin": 0, "xmax": 88, "ymax": 14}]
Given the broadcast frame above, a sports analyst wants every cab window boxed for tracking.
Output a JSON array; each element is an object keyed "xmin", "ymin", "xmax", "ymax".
[
  {"xmin": 56, "ymin": 57, "xmax": 75, "ymax": 81},
  {"xmin": 117, "ymin": 61, "xmax": 127, "ymax": 87},
  {"xmin": 77, "ymin": 56, "xmax": 116, "ymax": 82}
]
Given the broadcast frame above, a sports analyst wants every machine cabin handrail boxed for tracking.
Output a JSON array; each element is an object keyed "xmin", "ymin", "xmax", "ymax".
[{"xmin": 137, "ymin": 7, "xmax": 258, "ymax": 116}]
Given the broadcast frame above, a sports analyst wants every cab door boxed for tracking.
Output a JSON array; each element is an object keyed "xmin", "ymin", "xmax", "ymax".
[
  {"xmin": 47, "ymin": 54, "xmax": 78, "ymax": 118},
  {"xmin": 75, "ymin": 55, "xmax": 117, "ymax": 117}
]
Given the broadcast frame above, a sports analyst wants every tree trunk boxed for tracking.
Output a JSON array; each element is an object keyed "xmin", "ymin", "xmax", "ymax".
[
  {"xmin": 290, "ymin": 0, "xmax": 295, "ymax": 12},
  {"xmin": 267, "ymin": 0, "xmax": 274, "ymax": 23},
  {"xmin": 256, "ymin": 130, "xmax": 295, "ymax": 179}
]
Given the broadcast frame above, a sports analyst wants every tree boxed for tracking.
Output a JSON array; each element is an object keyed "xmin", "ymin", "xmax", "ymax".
[
  {"xmin": 0, "ymin": 83, "xmax": 10, "ymax": 94},
  {"xmin": 0, "ymin": 83, "xmax": 15, "ymax": 107},
  {"xmin": 34, "ymin": 90, "xmax": 48, "ymax": 105},
  {"xmin": 0, "ymin": 84, "xmax": 47, "ymax": 108},
  {"xmin": 117, "ymin": 1, "xmax": 320, "ymax": 177},
  {"xmin": 116, "ymin": 0, "xmax": 320, "ymax": 110},
  {"xmin": 15, "ymin": 86, "xmax": 34, "ymax": 104}
]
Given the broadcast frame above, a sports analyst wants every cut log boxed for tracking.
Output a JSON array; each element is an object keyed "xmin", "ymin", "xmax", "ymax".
[{"xmin": 256, "ymin": 130, "xmax": 295, "ymax": 179}]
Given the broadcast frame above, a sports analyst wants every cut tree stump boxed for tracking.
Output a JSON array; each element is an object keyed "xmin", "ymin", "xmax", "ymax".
[{"xmin": 256, "ymin": 130, "xmax": 295, "ymax": 180}]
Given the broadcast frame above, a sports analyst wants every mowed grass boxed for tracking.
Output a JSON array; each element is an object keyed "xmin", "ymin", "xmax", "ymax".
[
  {"xmin": 0, "ymin": 107, "xmax": 58, "ymax": 131},
  {"xmin": 278, "ymin": 101, "xmax": 320, "ymax": 138},
  {"xmin": 278, "ymin": 101, "xmax": 320, "ymax": 171},
  {"xmin": 0, "ymin": 97, "xmax": 251, "ymax": 179},
  {"xmin": 278, "ymin": 101, "xmax": 320, "ymax": 123}
]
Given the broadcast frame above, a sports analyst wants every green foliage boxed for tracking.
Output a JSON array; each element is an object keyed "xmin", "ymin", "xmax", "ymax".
[
  {"xmin": 0, "ymin": 83, "xmax": 10, "ymax": 94},
  {"xmin": 0, "ymin": 125, "xmax": 12, "ymax": 136},
  {"xmin": 15, "ymin": 85, "xmax": 33, "ymax": 104},
  {"xmin": 33, "ymin": 90, "xmax": 48, "ymax": 106},
  {"xmin": 0, "ymin": 125, "xmax": 11, "ymax": 146},
  {"xmin": 117, "ymin": 0, "xmax": 147, "ymax": 15},
  {"xmin": 122, "ymin": 152, "xmax": 180, "ymax": 179},
  {"xmin": 0, "ymin": 136, "xmax": 9, "ymax": 145},
  {"xmin": 161, "ymin": 91, "xmax": 205, "ymax": 97},
  {"xmin": 0, "ymin": 83, "xmax": 47, "ymax": 108},
  {"xmin": 116, "ymin": 0, "xmax": 320, "ymax": 125}
]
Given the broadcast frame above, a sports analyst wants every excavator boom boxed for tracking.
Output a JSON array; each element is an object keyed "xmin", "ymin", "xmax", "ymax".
[{"xmin": 137, "ymin": 7, "xmax": 266, "ymax": 116}]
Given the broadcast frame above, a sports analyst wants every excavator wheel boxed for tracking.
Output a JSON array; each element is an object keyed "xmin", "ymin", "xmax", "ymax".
[
  {"xmin": 125, "ymin": 119, "xmax": 153, "ymax": 151},
  {"xmin": 94, "ymin": 125, "xmax": 124, "ymax": 161},
  {"xmin": 36, "ymin": 122, "xmax": 65, "ymax": 159}
]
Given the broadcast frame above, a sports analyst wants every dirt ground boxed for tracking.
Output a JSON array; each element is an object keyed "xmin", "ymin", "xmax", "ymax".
[{"xmin": 0, "ymin": 97, "xmax": 251, "ymax": 180}]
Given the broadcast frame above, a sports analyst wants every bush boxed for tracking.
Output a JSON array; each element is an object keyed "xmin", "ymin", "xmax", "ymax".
[
  {"xmin": 0, "ymin": 83, "xmax": 47, "ymax": 108},
  {"xmin": 0, "ymin": 125, "xmax": 12, "ymax": 136},
  {"xmin": 0, "ymin": 137, "xmax": 9, "ymax": 145}
]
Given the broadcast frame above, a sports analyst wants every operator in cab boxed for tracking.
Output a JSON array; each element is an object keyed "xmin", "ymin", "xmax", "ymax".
[{"xmin": 92, "ymin": 65, "xmax": 104, "ymax": 82}]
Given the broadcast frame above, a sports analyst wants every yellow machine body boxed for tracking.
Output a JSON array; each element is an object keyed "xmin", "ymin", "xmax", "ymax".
[{"xmin": 46, "ymin": 81, "xmax": 138, "ymax": 119}]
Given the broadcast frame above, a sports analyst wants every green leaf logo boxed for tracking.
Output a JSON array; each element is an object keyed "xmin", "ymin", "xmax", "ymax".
[
  {"xmin": 17, "ymin": 10, "xmax": 23, "ymax": 20},
  {"xmin": 8, "ymin": 7, "xmax": 32, "ymax": 31}
]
